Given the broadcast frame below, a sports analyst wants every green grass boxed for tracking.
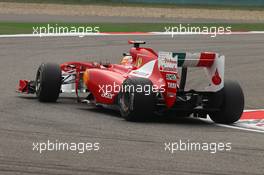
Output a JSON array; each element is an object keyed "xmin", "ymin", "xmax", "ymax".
[
  {"xmin": 0, "ymin": 22, "xmax": 264, "ymax": 35},
  {"xmin": 1, "ymin": 0, "xmax": 263, "ymax": 11}
]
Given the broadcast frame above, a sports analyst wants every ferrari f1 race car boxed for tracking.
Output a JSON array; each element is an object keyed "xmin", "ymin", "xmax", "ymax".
[{"xmin": 18, "ymin": 40, "xmax": 244, "ymax": 124}]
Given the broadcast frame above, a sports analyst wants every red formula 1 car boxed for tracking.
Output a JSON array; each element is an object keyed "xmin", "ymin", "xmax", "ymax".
[{"xmin": 18, "ymin": 40, "xmax": 244, "ymax": 123}]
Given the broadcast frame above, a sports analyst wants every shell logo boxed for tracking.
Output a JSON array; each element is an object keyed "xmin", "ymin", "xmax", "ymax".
[
  {"xmin": 136, "ymin": 57, "xmax": 143, "ymax": 67},
  {"xmin": 83, "ymin": 69, "xmax": 90, "ymax": 85}
]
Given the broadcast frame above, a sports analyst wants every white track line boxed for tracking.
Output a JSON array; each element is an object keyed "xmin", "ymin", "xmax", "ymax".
[
  {"xmin": 200, "ymin": 118, "xmax": 264, "ymax": 133},
  {"xmin": 0, "ymin": 31, "xmax": 264, "ymax": 38},
  {"xmin": 0, "ymin": 33, "xmax": 151, "ymax": 38},
  {"xmin": 152, "ymin": 31, "xmax": 264, "ymax": 35},
  {"xmin": 200, "ymin": 111, "xmax": 264, "ymax": 133},
  {"xmin": 216, "ymin": 123, "xmax": 264, "ymax": 133},
  {"xmin": 244, "ymin": 109, "xmax": 264, "ymax": 112}
]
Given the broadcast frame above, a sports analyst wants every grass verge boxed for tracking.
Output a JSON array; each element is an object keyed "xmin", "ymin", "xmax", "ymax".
[
  {"xmin": 0, "ymin": 22, "xmax": 264, "ymax": 35},
  {"xmin": 0, "ymin": 0, "xmax": 263, "ymax": 10}
]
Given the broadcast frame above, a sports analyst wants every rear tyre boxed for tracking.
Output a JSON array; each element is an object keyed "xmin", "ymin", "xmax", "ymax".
[
  {"xmin": 209, "ymin": 80, "xmax": 244, "ymax": 124},
  {"xmin": 118, "ymin": 77, "xmax": 155, "ymax": 121},
  {"xmin": 35, "ymin": 63, "xmax": 62, "ymax": 102}
]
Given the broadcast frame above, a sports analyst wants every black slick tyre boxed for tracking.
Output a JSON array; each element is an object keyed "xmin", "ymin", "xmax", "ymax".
[
  {"xmin": 118, "ymin": 77, "xmax": 155, "ymax": 121},
  {"xmin": 35, "ymin": 63, "xmax": 62, "ymax": 102},
  {"xmin": 209, "ymin": 80, "xmax": 244, "ymax": 124}
]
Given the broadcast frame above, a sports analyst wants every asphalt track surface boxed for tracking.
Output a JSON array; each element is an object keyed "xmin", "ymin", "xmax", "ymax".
[{"xmin": 0, "ymin": 34, "xmax": 263, "ymax": 175}]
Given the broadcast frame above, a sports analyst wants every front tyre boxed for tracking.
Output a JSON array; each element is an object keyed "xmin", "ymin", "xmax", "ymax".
[
  {"xmin": 118, "ymin": 77, "xmax": 155, "ymax": 121},
  {"xmin": 209, "ymin": 80, "xmax": 244, "ymax": 124},
  {"xmin": 35, "ymin": 63, "xmax": 62, "ymax": 102}
]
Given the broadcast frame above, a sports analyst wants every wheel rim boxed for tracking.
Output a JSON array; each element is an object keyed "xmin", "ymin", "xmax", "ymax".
[
  {"xmin": 35, "ymin": 69, "xmax": 41, "ymax": 95},
  {"xmin": 120, "ymin": 92, "xmax": 130, "ymax": 112}
]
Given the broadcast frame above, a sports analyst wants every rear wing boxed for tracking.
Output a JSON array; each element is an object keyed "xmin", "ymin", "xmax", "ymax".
[{"xmin": 158, "ymin": 52, "xmax": 224, "ymax": 92}]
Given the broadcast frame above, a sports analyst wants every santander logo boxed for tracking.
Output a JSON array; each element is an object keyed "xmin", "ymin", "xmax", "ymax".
[{"xmin": 212, "ymin": 69, "xmax": 222, "ymax": 85}]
